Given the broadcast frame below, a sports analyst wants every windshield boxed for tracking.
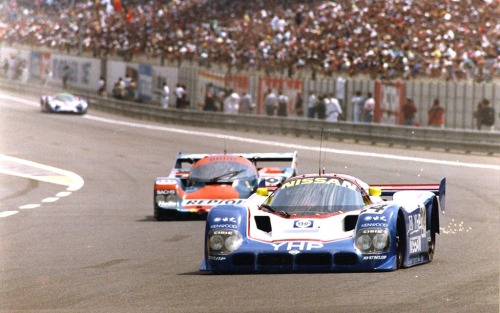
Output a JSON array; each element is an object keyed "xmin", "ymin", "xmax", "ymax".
[
  {"xmin": 189, "ymin": 161, "xmax": 257, "ymax": 183},
  {"xmin": 268, "ymin": 177, "xmax": 365, "ymax": 215},
  {"xmin": 55, "ymin": 94, "xmax": 76, "ymax": 101}
]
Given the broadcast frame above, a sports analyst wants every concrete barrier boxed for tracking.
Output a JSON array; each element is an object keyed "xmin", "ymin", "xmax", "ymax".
[{"xmin": 1, "ymin": 79, "xmax": 499, "ymax": 155}]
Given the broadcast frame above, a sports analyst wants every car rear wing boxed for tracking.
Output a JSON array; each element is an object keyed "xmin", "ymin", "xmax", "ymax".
[
  {"xmin": 171, "ymin": 151, "xmax": 298, "ymax": 174},
  {"xmin": 373, "ymin": 178, "xmax": 446, "ymax": 212}
]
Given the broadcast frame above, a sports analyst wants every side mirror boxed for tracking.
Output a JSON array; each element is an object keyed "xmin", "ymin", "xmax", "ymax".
[
  {"xmin": 256, "ymin": 188, "xmax": 269, "ymax": 196},
  {"xmin": 369, "ymin": 187, "xmax": 382, "ymax": 196}
]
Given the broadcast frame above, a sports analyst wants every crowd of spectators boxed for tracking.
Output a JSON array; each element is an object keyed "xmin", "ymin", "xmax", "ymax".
[{"xmin": 1, "ymin": 0, "xmax": 499, "ymax": 82}]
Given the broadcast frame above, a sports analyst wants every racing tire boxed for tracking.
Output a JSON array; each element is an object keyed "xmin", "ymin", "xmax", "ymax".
[
  {"xmin": 396, "ymin": 215, "xmax": 406, "ymax": 269},
  {"xmin": 427, "ymin": 231, "xmax": 436, "ymax": 262}
]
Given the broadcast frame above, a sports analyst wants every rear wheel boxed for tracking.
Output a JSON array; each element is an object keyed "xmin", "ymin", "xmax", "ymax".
[{"xmin": 428, "ymin": 232, "xmax": 436, "ymax": 262}]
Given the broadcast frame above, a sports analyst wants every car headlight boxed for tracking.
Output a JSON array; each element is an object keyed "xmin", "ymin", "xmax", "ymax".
[
  {"xmin": 355, "ymin": 234, "xmax": 372, "ymax": 251},
  {"xmin": 355, "ymin": 228, "xmax": 390, "ymax": 253},
  {"xmin": 372, "ymin": 233, "xmax": 389, "ymax": 250},
  {"xmin": 209, "ymin": 235, "xmax": 225, "ymax": 251},
  {"xmin": 155, "ymin": 191, "xmax": 177, "ymax": 206},
  {"xmin": 155, "ymin": 194, "xmax": 166, "ymax": 203},
  {"xmin": 208, "ymin": 229, "xmax": 242, "ymax": 255}
]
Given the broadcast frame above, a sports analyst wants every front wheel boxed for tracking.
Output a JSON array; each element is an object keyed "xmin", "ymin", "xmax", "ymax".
[{"xmin": 396, "ymin": 216, "xmax": 405, "ymax": 269}]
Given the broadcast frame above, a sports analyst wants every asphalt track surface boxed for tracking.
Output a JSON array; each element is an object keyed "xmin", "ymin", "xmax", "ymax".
[{"xmin": 0, "ymin": 91, "xmax": 499, "ymax": 313}]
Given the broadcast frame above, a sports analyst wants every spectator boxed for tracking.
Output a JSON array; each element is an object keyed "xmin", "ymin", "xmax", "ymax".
[
  {"xmin": 223, "ymin": 91, "xmax": 240, "ymax": 114},
  {"xmin": 277, "ymin": 90, "xmax": 288, "ymax": 117},
  {"xmin": 473, "ymin": 100, "xmax": 484, "ymax": 130},
  {"xmin": 44, "ymin": 69, "xmax": 53, "ymax": 87},
  {"xmin": 402, "ymin": 98, "xmax": 417, "ymax": 126},
  {"xmin": 203, "ymin": 91, "xmax": 217, "ymax": 111},
  {"xmin": 326, "ymin": 95, "xmax": 342, "ymax": 122},
  {"xmin": 239, "ymin": 92, "xmax": 254, "ymax": 114},
  {"xmin": 428, "ymin": 99, "xmax": 445, "ymax": 128},
  {"xmin": 362, "ymin": 93, "xmax": 375, "ymax": 123},
  {"xmin": 295, "ymin": 91, "xmax": 304, "ymax": 117},
  {"xmin": 161, "ymin": 82, "xmax": 170, "ymax": 109},
  {"xmin": 264, "ymin": 89, "xmax": 277, "ymax": 116},
  {"xmin": 307, "ymin": 91, "xmax": 317, "ymax": 118},
  {"xmin": 478, "ymin": 99, "xmax": 495, "ymax": 131},
  {"xmin": 175, "ymin": 84, "xmax": 185, "ymax": 109},
  {"xmin": 98, "ymin": 76, "xmax": 106, "ymax": 96},
  {"xmin": 112, "ymin": 77, "xmax": 125, "ymax": 99},
  {"xmin": 316, "ymin": 95, "xmax": 327, "ymax": 120},
  {"xmin": 62, "ymin": 65, "xmax": 70, "ymax": 89},
  {"xmin": 351, "ymin": 91, "xmax": 365, "ymax": 123}
]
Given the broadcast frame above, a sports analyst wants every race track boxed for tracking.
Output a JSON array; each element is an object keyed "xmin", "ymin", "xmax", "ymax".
[{"xmin": 1, "ymin": 91, "xmax": 499, "ymax": 313}]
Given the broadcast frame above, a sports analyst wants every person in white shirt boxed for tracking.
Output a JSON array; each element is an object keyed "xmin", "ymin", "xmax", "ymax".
[
  {"xmin": 362, "ymin": 93, "xmax": 375, "ymax": 123},
  {"xmin": 224, "ymin": 92, "xmax": 240, "ymax": 114},
  {"xmin": 161, "ymin": 82, "xmax": 170, "ymax": 109},
  {"xmin": 326, "ymin": 95, "xmax": 343, "ymax": 122}
]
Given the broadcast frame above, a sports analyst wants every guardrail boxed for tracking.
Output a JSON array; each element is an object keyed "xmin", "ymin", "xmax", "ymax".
[{"xmin": 2, "ymin": 79, "xmax": 499, "ymax": 155}]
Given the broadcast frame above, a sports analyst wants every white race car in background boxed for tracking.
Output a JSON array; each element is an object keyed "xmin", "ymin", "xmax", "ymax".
[{"xmin": 41, "ymin": 92, "xmax": 88, "ymax": 114}]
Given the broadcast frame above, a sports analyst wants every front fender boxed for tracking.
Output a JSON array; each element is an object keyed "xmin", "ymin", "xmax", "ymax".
[{"xmin": 201, "ymin": 205, "xmax": 248, "ymax": 271}]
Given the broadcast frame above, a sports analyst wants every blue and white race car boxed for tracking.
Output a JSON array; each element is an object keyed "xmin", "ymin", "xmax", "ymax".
[
  {"xmin": 41, "ymin": 92, "xmax": 88, "ymax": 114},
  {"xmin": 200, "ymin": 173, "xmax": 446, "ymax": 273}
]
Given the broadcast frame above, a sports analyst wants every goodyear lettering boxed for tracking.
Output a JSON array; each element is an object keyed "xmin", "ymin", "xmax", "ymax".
[
  {"xmin": 409, "ymin": 237, "xmax": 422, "ymax": 253},
  {"xmin": 282, "ymin": 178, "xmax": 357, "ymax": 190},
  {"xmin": 271, "ymin": 241, "xmax": 324, "ymax": 251},
  {"xmin": 183, "ymin": 199, "xmax": 245, "ymax": 206}
]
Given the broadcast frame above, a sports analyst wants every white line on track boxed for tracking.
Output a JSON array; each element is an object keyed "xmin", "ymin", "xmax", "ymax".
[
  {"xmin": 84, "ymin": 115, "xmax": 500, "ymax": 171},
  {"xmin": 0, "ymin": 154, "xmax": 84, "ymax": 218}
]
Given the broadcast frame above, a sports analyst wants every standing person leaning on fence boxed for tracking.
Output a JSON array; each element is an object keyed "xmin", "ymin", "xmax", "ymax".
[
  {"xmin": 478, "ymin": 99, "xmax": 495, "ymax": 131},
  {"xmin": 428, "ymin": 99, "xmax": 445, "ymax": 128},
  {"xmin": 295, "ymin": 91, "xmax": 304, "ymax": 117},
  {"xmin": 362, "ymin": 93, "xmax": 375, "ymax": 123},
  {"xmin": 402, "ymin": 98, "xmax": 417, "ymax": 126}
]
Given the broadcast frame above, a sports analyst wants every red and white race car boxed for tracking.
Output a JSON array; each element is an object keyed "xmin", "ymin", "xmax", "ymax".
[{"xmin": 154, "ymin": 152, "xmax": 298, "ymax": 220}]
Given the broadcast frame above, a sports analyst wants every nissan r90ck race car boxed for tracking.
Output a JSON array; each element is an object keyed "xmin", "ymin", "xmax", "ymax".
[
  {"xmin": 200, "ymin": 173, "xmax": 446, "ymax": 273},
  {"xmin": 154, "ymin": 152, "xmax": 298, "ymax": 220},
  {"xmin": 40, "ymin": 92, "xmax": 88, "ymax": 114}
]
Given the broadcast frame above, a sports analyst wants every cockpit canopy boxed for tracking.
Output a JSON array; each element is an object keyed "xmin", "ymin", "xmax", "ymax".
[
  {"xmin": 189, "ymin": 156, "xmax": 258, "ymax": 184},
  {"xmin": 268, "ymin": 176, "xmax": 365, "ymax": 215}
]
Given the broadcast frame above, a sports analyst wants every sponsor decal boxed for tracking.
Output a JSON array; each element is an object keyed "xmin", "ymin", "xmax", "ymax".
[
  {"xmin": 359, "ymin": 222, "xmax": 388, "ymax": 228},
  {"xmin": 363, "ymin": 215, "xmax": 387, "ymax": 222},
  {"xmin": 408, "ymin": 205, "xmax": 426, "ymax": 236},
  {"xmin": 359, "ymin": 229, "xmax": 386, "ymax": 234},
  {"xmin": 213, "ymin": 216, "xmax": 237, "ymax": 223},
  {"xmin": 293, "ymin": 220, "xmax": 314, "ymax": 228},
  {"xmin": 409, "ymin": 237, "xmax": 422, "ymax": 253},
  {"xmin": 158, "ymin": 201, "xmax": 177, "ymax": 207},
  {"xmin": 207, "ymin": 156, "xmax": 238, "ymax": 162},
  {"xmin": 182, "ymin": 199, "xmax": 245, "ymax": 206},
  {"xmin": 208, "ymin": 256, "xmax": 227, "ymax": 261},
  {"xmin": 270, "ymin": 241, "xmax": 324, "ymax": 251},
  {"xmin": 363, "ymin": 255, "xmax": 387, "ymax": 260},
  {"xmin": 156, "ymin": 189, "xmax": 176, "ymax": 195},
  {"xmin": 282, "ymin": 177, "xmax": 358, "ymax": 191},
  {"xmin": 210, "ymin": 224, "xmax": 238, "ymax": 229},
  {"xmin": 156, "ymin": 179, "xmax": 177, "ymax": 185}
]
